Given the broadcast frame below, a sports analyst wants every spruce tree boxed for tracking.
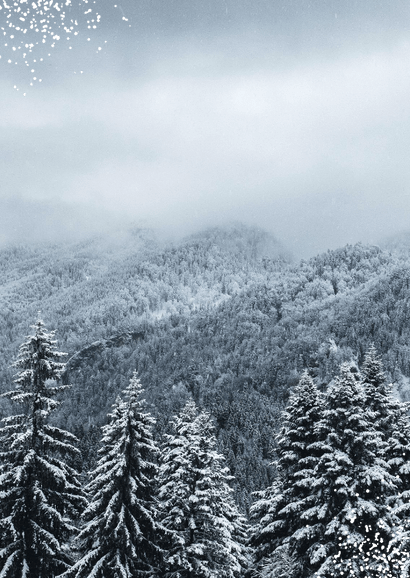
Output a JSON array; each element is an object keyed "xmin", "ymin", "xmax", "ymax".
[
  {"xmin": 0, "ymin": 319, "xmax": 85, "ymax": 578},
  {"xmin": 64, "ymin": 371, "xmax": 163, "ymax": 578},
  {"xmin": 258, "ymin": 544, "xmax": 298, "ymax": 578},
  {"xmin": 158, "ymin": 399, "xmax": 248, "ymax": 578},
  {"xmin": 361, "ymin": 346, "xmax": 410, "ymax": 491},
  {"xmin": 308, "ymin": 363, "xmax": 398, "ymax": 578},
  {"xmin": 249, "ymin": 371, "xmax": 325, "ymax": 578},
  {"xmin": 361, "ymin": 347, "xmax": 410, "ymax": 567}
]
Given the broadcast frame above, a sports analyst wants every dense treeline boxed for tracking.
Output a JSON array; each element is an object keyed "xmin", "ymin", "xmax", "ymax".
[
  {"xmin": 250, "ymin": 348, "xmax": 410, "ymax": 577},
  {"xmin": 2, "ymin": 320, "xmax": 410, "ymax": 577},
  {"xmin": 0, "ymin": 321, "xmax": 249, "ymax": 578}
]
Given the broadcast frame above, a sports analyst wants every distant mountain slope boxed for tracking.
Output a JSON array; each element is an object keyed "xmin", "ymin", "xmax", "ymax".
[{"xmin": 0, "ymin": 223, "xmax": 284, "ymax": 390}]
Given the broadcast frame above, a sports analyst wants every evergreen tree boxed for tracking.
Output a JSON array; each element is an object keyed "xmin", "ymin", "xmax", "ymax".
[
  {"xmin": 361, "ymin": 346, "xmax": 410, "ymax": 490},
  {"xmin": 0, "ymin": 319, "xmax": 85, "ymax": 578},
  {"xmin": 64, "ymin": 371, "xmax": 163, "ymax": 578},
  {"xmin": 258, "ymin": 543, "xmax": 298, "ymax": 578},
  {"xmin": 308, "ymin": 363, "xmax": 398, "ymax": 578},
  {"xmin": 361, "ymin": 347, "xmax": 410, "ymax": 567},
  {"xmin": 249, "ymin": 371, "xmax": 325, "ymax": 578},
  {"xmin": 158, "ymin": 399, "xmax": 248, "ymax": 578}
]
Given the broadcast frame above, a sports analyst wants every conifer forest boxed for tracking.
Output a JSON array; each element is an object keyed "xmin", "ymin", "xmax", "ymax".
[{"xmin": 2, "ymin": 223, "xmax": 410, "ymax": 577}]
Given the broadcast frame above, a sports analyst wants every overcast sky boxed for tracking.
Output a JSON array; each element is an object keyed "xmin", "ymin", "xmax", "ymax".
[{"xmin": 1, "ymin": 0, "xmax": 410, "ymax": 258}]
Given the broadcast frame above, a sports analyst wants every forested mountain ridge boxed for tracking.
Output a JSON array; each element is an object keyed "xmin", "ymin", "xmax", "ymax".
[
  {"xmin": 0, "ymin": 223, "xmax": 409, "ymax": 509},
  {"xmin": 0, "ymin": 223, "xmax": 283, "ymax": 378}
]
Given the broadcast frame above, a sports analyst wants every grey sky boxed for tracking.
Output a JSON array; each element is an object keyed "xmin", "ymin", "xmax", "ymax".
[{"xmin": 1, "ymin": 0, "xmax": 410, "ymax": 258}]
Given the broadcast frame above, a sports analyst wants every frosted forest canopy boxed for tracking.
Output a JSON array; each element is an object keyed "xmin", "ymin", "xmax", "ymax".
[{"xmin": 1, "ymin": 223, "xmax": 410, "ymax": 508}]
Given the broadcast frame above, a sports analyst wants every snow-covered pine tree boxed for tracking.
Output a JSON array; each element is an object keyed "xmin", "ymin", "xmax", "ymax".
[
  {"xmin": 309, "ymin": 363, "xmax": 398, "ymax": 578},
  {"xmin": 0, "ymin": 318, "xmax": 86, "ymax": 578},
  {"xmin": 361, "ymin": 347, "xmax": 410, "ymax": 567},
  {"xmin": 158, "ymin": 399, "xmax": 248, "ymax": 578},
  {"xmin": 64, "ymin": 371, "xmax": 163, "ymax": 578},
  {"xmin": 249, "ymin": 371, "xmax": 324, "ymax": 578},
  {"xmin": 258, "ymin": 543, "xmax": 298, "ymax": 578},
  {"xmin": 361, "ymin": 346, "xmax": 410, "ymax": 490}
]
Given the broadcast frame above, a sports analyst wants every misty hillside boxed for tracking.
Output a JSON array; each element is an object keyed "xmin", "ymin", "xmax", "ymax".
[
  {"xmin": 1, "ymin": 223, "xmax": 410, "ymax": 509},
  {"xmin": 0, "ymin": 223, "xmax": 284, "ymax": 362}
]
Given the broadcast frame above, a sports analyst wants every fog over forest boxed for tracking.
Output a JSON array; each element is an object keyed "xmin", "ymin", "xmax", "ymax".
[{"xmin": 1, "ymin": 0, "xmax": 410, "ymax": 258}]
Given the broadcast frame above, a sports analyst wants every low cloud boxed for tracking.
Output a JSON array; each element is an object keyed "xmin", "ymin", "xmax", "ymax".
[{"xmin": 1, "ymin": 23, "xmax": 410, "ymax": 257}]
